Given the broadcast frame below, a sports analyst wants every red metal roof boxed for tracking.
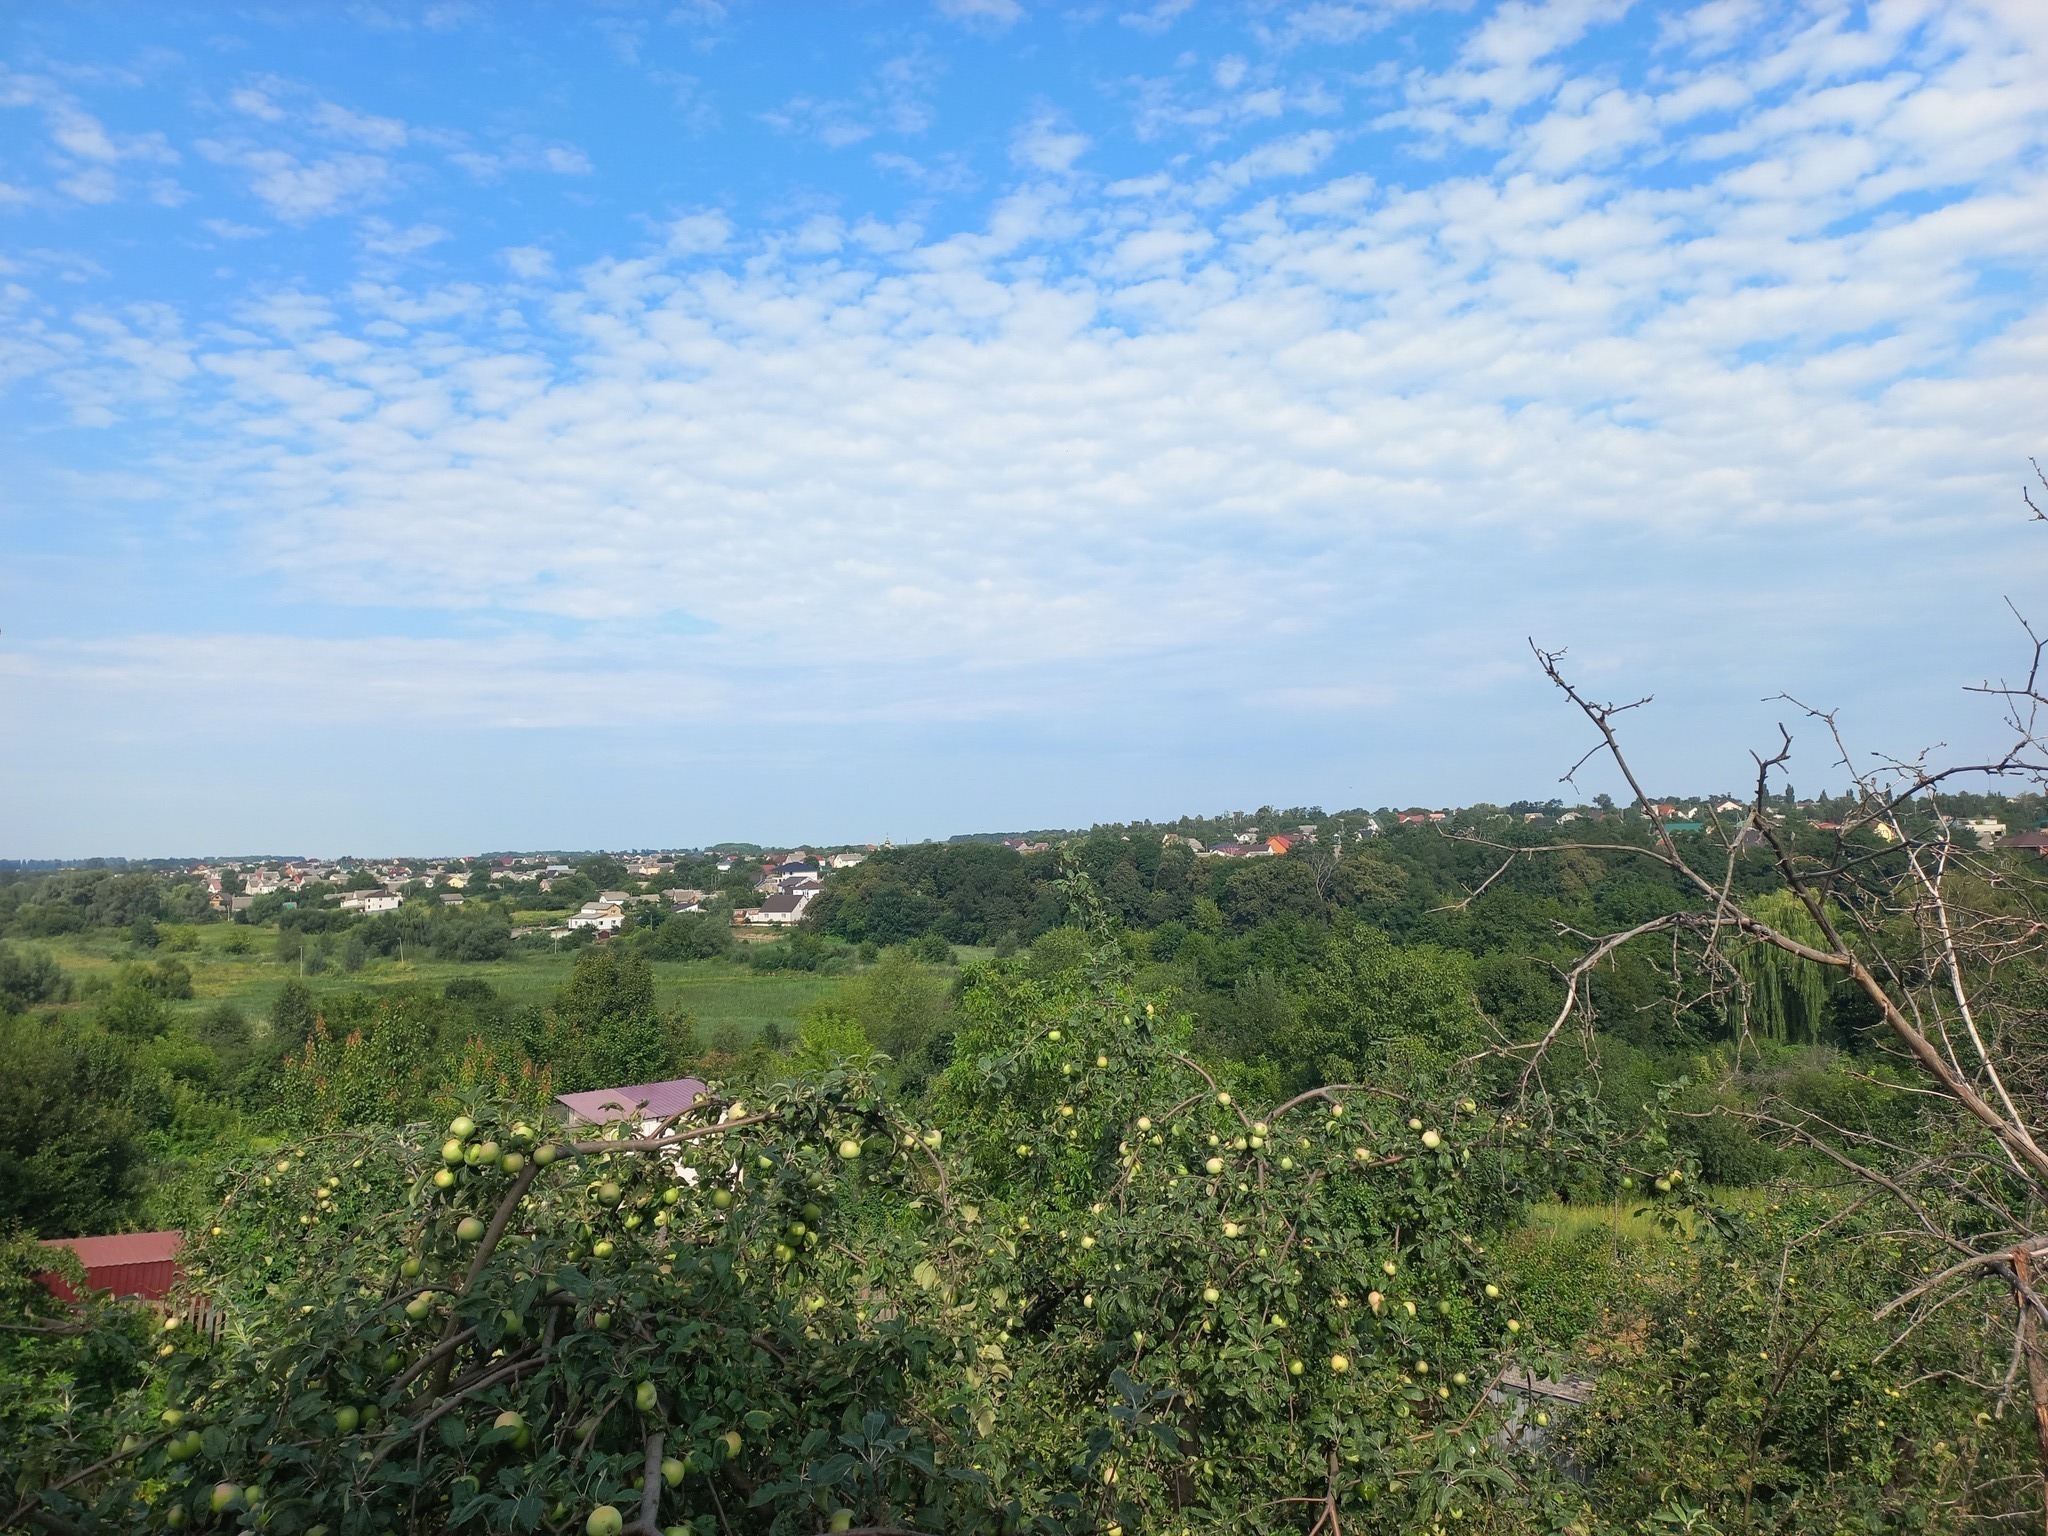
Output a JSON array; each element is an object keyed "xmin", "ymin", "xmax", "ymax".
[{"xmin": 38, "ymin": 1230, "xmax": 183, "ymax": 1302}]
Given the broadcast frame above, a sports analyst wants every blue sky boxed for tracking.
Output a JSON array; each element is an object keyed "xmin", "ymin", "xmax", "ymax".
[{"xmin": 3, "ymin": 0, "xmax": 2046, "ymax": 857}]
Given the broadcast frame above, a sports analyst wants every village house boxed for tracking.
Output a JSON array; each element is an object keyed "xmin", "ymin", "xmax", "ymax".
[
  {"xmin": 565, "ymin": 901, "xmax": 626, "ymax": 933},
  {"xmin": 740, "ymin": 889, "xmax": 816, "ymax": 926}
]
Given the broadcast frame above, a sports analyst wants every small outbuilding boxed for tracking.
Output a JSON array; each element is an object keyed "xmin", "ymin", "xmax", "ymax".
[{"xmin": 38, "ymin": 1230, "xmax": 184, "ymax": 1302}]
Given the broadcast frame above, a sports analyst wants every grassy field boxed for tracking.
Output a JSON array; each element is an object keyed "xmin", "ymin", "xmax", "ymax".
[{"xmin": 34, "ymin": 926, "xmax": 872, "ymax": 1044}]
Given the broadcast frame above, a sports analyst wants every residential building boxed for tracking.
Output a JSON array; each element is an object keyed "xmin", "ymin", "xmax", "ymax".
[
  {"xmin": 340, "ymin": 891, "xmax": 401, "ymax": 914},
  {"xmin": 742, "ymin": 890, "xmax": 816, "ymax": 926},
  {"xmin": 565, "ymin": 901, "xmax": 626, "ymax": 933},
  {"xmin": 1959, "ymin": 818, "xmax": 2007, "ymax": 847}
]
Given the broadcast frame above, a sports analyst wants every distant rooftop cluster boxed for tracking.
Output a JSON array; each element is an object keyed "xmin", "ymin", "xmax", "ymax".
[{"xmin": 11, "ymin": 787, "xmax": 2043, "ymax": 878}]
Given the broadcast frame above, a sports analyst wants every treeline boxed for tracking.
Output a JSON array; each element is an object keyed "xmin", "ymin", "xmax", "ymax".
[{"xmin": 809, "ymin": 820, "xmax": 1934, "ymax": 1186}]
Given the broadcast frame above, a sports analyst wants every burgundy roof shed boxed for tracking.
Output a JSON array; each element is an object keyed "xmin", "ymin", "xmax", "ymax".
[
  {"xmin": 38, "ymin": 1230, "xmax": 184, "ymax": 1302},
  {"xmin": 556, "ymin": 1076, "xmax": 708, "ymax": 1127}
]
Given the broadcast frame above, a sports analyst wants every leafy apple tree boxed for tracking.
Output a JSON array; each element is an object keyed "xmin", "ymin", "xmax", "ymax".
[{"xmin": 13, "ymin": 923, "xmax": 1637, "ymax": 1536}]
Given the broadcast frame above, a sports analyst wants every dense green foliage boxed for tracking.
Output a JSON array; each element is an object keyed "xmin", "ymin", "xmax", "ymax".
[{"xmin": 9, "ymin": 789, "xmax": 2048, "ymax": 1532}]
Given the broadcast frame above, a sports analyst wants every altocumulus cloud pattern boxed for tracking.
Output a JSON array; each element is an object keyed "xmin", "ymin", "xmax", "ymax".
[{"xmin": 2, "ymin": 0, "xmax": 2045, "ymax": 852}]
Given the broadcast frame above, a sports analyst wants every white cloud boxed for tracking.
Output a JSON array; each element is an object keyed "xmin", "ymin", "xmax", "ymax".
[
  {"xmin": 360, "ymin": 219, "xmax": 449, "ymax": 257},
  {"xmin": 311, "ymin": 100, "xmax": 409, "ymax": 150},
  {"xmin": 1194, "ymin": 129, "xmax": 1339, "ymax": 202},
  {"xmin": 763, "ymin": 52, "xmax": 941, "ymax": 149},
  {"xmin": 934, "ymin": 0, "xmax": 1023, "ymax": 28},
  {"xmin": 666, "ymin": 210, "xmax": 733, "ymax": 252},
  {"xmin": 501, "ymin": 245, "xmax": 555, "ymax": 279},
  {"xmin": 1121, "ymin": 0, "xmax": 1195, "ymax": 34},
  {"xmin": 199, "ymin": 139, "xmax": 395, "ymax": 220},
  {"xmin": 1012, "ymin": 111, "xmax": 1090, "ymax": 172}
]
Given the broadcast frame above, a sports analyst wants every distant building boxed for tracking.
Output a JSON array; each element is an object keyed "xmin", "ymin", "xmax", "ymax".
[
  {"xmin": 1959, "ymin": 818, "xmax": 2007, "ymax": 847},
  {"xmin": 565, "ymin": 901, "xmax": 626, "ymax": 933},
  {"xmin": 828, "ymin": 851, "xmax": 867, "ymax": 869},
  {"xmin": 664, "ymin": 888, "xmax": 710, "ymax": 909},
  {"xmin": 557, "ymin": 1076, "xmax": 708, "ymax": 1134},
  {"xmin": 340, "ymin": 891, "xmax": 402, "ymax": 914},
  {"xmin": 1997, "ymin": 831, "xmax": 2048, "ymax": 856},
  {"xmin": 743, "ymin": 890, "xmax": 815, "ymax": 926}
]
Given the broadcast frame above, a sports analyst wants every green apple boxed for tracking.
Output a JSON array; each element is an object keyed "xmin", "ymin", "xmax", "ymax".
[
  {"xmin": 441, "ymin": 1139, "xmax": 467, "ymax": 1165},
  {"xmin": 433, "ymin": 1169, "xmax": 457, "ymax": 1190},
  {"xmin": 494, "ymin": 1410, "xmax": 529, "ymax": 1448},
  {"xmin": 534, "ymin": 1144, "xmax": 558, "ymax": 1166},
  {"xmin": 1329, "ymin": 1354, "xmax": 1349, "ymax": 1373},
  {"xmin": 500, "ymin": 1152, "xmax": 524, "ymax": 1175},
  {"xmin": 586, "ymin": 1505, "xmax": 624, "ymax": 1536},
  {"xmin": 1205, "ymin": 1157, "xmax": 1224, "ymax": 1175},
  {"xmin": 1288, "ymin": 1359, "xmax": 1304, "ymax": 1376},
  {"xmin": 160, "ymin": 1409, "xmax": 184, "ymax": 1428},
  {"xmin": 457, "ymin": 1216, "xmax": 486, "ymax": 1242},
  {"xmin": 1421, "ymin": 1129, "xmax": 1442, "ymax": 1149},
  {"xmin": 636, "ymin": 1382, "xmax": 659, "ymax": 1413},
  {"xmin": 1203, "ymin": 1286, "xmax": 1220, "ymax": 1304},
  {"xmin": 828, "ymin": 1512, "xmax": 854, "ymax": 1533},
  {"xmin": 210, "ymin": 1484, "xmax": 242, "ymax": 1513},
  {"xmin": 449, "ymin": 1116, "xmax": 477, "ymax": 1140},
  {"xmin": 596, "ymin": 1180, "xmax": 621, "ymax": 1203},
  {"xmin": 405, "ymin": 1293, "xmax": 435, "ymax": 1322},
  {"xmin": 1484, "ymin": 1283, "xmax": 1501, "ymax": 1299},
  {"xmin": 334, "ymin": 1405, "xmax": 359, "ymax": 1434},
  {"xmin": 592, "ymin": 1239, "xmax": 615, "ymax": 1259},
  {"xmin": 711, "ymin": 1189, "xmax": 733, "ymax": 1209},
  {"xmin": 1216, "ymin": 1092, "xmax": 1231, "ymax": 1106},
  {"xmin": 660, "ymin": 1457, "xmax": 686, "ymax": 1487},
  {"xmin": 837, "ymin": 1139, "xmax": 863, "ymax": 1160},
  {"xmin": 720, "ymin": 1430, "xmax": 743, "ymax": 1459},
  {"xmin": 400, "ymin": 1256, "xmax": 422, "ymax": 1278},
  {"xmin": 1136, "ymin": 1116, "xmax": 1152, "ymax": 1132}
]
